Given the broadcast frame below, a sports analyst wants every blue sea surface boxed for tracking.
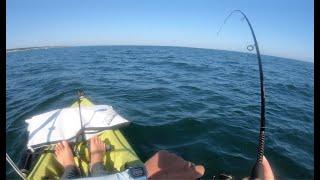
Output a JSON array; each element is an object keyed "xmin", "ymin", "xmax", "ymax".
[{"xmin": 6, "ymin": 46, "xmax": 314, "ymax": 179}]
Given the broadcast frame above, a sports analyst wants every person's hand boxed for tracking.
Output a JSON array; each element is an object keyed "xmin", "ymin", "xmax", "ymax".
[
  {"xmin": 262, "ymin": 156, "xmax": 274, "ymax": 180},
  {"xmin": 244, "ymin": 156, "xmax": 275, "ymax": 180},
  {"xmin": 144, "ymin": 150, "xmax": 205, "ymax": 179}
]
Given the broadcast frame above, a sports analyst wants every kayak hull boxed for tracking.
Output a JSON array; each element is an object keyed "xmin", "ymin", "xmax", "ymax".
[{"xmin": 26, "ymin": 98, "xmax": 143, "ymax": 179}]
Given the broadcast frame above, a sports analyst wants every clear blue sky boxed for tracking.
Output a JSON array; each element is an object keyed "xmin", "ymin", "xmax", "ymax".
[{"xmin": 6, "ymin": 0, "xmax": 314, "ymax": 62}]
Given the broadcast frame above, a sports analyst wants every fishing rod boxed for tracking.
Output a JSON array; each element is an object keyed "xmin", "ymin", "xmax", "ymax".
[{"xmin": 217, "ymin": 10, "xmax": 266, "ymax": 179}]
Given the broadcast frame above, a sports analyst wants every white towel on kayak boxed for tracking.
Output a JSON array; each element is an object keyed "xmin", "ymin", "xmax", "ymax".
[{"xmin": 25, "ymin": 105, "xmax": 130, "ymax": 149}]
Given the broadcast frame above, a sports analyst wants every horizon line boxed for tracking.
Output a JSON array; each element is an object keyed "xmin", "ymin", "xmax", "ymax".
[{"xmin": 6, "ymin": 44, "xmax": 313, "ymax": 63}]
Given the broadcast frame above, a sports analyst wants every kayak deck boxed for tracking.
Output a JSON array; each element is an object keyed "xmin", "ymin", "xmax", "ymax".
[{"xmin": 27, "ymin": 98, "xmax": 143, "ymax": 179}]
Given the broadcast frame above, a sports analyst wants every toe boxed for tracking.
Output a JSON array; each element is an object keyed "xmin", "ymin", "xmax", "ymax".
[
  {"xmin": 90, "ymin": 136, "xmax": 94, "ymax": 144},
  {"xmin": 58, "ymin": 142, "xmax": 64, "ymax": 149},
  {"xmin": 97, "ymin": 138, "xmax": 102, "ymax": 145},
  {"xmin": 55, "ymin": 144, "xmax": 59, "ymax": 152},
  {"xmin": 91, "ymin": 136, "xmax": 96, "ymax": 143},
  {"xmin": 55, "ymin": 145, "xmax": 60, "ymax": 156},
  {"xmin": 100, "ymin": 140, "xmax": 105, "ymax": 150},
  {"xmin": 56, "ymin": 143, "xmax": 63, "ymax": 152},
  {"xmin": 103, "ymin": 143, "xmax": 106, "ymax": 151},
  {"xmin": 62, "ymin": 140, "xmax": 69, "ymax": 150},
  {"xmin": 94, "ymin": 136, "xmax": 99, "ymax": 144}
]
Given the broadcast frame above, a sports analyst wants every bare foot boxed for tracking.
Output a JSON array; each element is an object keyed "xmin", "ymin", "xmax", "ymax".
[
  {"xmin": 90, "ymin": 136, "xmax": 106, "ymax": 165},
  {"xmin": 54, "ymin": 140, "xmax": 75, "ymax": 168}
]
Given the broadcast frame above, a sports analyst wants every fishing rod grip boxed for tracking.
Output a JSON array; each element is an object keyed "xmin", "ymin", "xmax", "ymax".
[
  {"xmin": 250, "ymin": 130, "xmax": 265, "ymax": 180},
  {"xmin": 249, "ymin": 161, "xmax": 264, "ymax": 180}
]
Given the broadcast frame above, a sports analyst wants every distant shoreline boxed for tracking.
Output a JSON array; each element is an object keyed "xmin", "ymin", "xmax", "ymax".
[{"xmin": 6, "ymin": 46, "xmax": 67, "ymax": 53}]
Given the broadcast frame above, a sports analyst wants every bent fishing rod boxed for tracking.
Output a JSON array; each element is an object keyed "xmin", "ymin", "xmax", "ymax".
[{"xmin": 217, "ymin": 10, "xmax": 266, "ymax": 179}]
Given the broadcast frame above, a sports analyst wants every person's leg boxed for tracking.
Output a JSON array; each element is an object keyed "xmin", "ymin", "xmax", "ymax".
[
  {"xmin": 55, "ymin": 141, "xmax": 80, "ymax": 179},
  {"xmin": 61, "ymin": 165, "xmax": 80, "ymax": 179},
  {"xmin": 90, "ymin": 136, "xmax": 108, "ymax": 177}
]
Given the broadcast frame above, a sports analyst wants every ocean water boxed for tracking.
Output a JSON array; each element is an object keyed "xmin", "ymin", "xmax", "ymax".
[{"xmin": 6, "ymin": 46, "xmax": 314, "ymax": 179}]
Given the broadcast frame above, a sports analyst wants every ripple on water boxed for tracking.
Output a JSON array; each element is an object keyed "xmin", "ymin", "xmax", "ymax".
[{"xmin": 6, "ymin": 46, "xmax": 314, "ymax": 179}]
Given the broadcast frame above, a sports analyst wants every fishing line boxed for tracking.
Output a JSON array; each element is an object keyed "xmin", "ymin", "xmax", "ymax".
[{"xmin": 217, "ymin": 10, "xmax": 266, "ymax": 179}]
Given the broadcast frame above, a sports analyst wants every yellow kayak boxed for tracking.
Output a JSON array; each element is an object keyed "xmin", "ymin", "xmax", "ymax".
[{"xmin": 26, "ymin": 97, "xmax": 143, "ymax": 179}]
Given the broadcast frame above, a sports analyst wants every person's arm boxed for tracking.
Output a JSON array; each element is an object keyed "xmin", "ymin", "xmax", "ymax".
[
  {"xmin": 144, "ymin": 150, "xmax": 205, "ymax": 179},
  {"xmin": 242, "ymin": 156, "xmax": 275, "ymax": 180},
  {"xmin": 145, "ymin": 151, "xmax": 274, "ymax": 180}
]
